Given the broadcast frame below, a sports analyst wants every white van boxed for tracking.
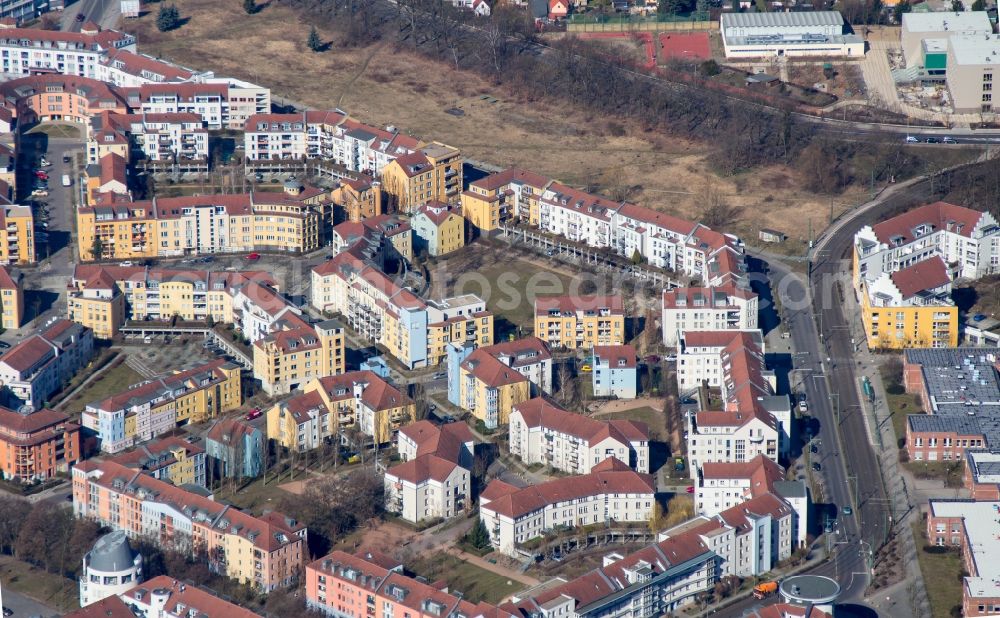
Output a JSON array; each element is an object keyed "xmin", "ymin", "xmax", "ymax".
[{"xmin": 61, "ymin": 174, "xmax": 71, "ymax": 187}]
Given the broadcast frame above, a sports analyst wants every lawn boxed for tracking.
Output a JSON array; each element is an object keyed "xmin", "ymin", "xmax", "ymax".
[
  {"xmin": 912, "ymin": 523, "xmax": 964, "ymax": 618},
  {"xmin": 0, "ymin": 555, "xmax": 80, "ymax": 613},
  {"xmin": 58, "ymin": 359, "xmax": 143, "ymax": 415},
  {"xmin": 886, "ymin": 391, "xmax": 924, "ymax": 449},
  {"xmin": 211, "ymin": 471, "xmax": 296, "ymax": 512},
  {"xmin": 600, "ymin": 406, "xmax": 666, "ymax": 438},
  {"xmin": 406, "ymin": 552, "xmax": 521, "ymax": 604},
  {"xmin": 905, "ymin": 460, "xmax": 965, "ymax": 488}
]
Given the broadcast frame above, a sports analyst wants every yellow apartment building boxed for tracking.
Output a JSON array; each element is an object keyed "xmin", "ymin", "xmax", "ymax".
[
  {"xmin": 0, "ymin": 206, "xmax": 35, "ymax": 265},
  {"xmin": 332, "ymin": 176, "xmax": 382, "ymax": 222},
  {"xmin": 412, "ymin": 201, "xmax": 464, "ymax": 257},
  {"xmin": 457, "ymin": 348, "xmax": 531, "ymax": 429},
  {"xmin": 0, "ymin": 266, "xmax": 22, "ymax": 330},
  {"xmin": 108, "ymin": 435, "xmax": 207, "ymax": 487},
  {"xmin": 460, "ymin": 168, "xmax": 550, "ymax": 233},
  {"xmin": 534, "ymin": 295, "xmax": 626, "ymax": 350},
  {"xmin": 253, "ymin": 320, "xmax": 345, "ymax": 396},
  {"xmin": 426, "ymin": 312, "xmax": 494, "ymax": 366},
  {"xmin": 380, "ymin": 142, "xmax": 462, "ymax": 213},
  {"xmin": 267, "ymin": 371, "xmax": 415, "ymax": 450}
]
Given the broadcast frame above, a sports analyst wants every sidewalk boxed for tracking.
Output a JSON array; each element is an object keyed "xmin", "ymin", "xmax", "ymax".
[{"xmin": 443, "ymin": 547, "xmax": 540, "ymax": 587}]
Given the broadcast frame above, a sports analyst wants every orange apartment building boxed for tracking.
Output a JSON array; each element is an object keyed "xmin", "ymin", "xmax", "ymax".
[
  {"xmin": 73, "ymin": 459, "xmax": 306, "ymax": 591},
  {"xmin": 0, "ymin": 406, "xmax": 79, "ymax": 481},
  {"xmin": 0, "ymin": 74, "xmax": 129, "ymax": 125}
]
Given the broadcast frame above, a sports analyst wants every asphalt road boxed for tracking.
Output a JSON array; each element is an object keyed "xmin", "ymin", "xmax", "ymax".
[
  {"xmin": 60, "ymin": 0, "xmax": 118, "ymax": 32},
  {"xmin": 1, "ymin": 587, "xmax": 59, "ymax": 618}
]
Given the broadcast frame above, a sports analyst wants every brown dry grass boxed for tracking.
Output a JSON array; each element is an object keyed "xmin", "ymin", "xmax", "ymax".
[{"xmin": 127, "ymin": 0, "xmax": 873, "ymax": 241}]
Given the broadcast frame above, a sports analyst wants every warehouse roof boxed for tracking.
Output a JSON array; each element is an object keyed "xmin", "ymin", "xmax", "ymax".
[
  {"xmin": 902, "ymin": 10, "xmax": 991, "ymax": 34},
  {"xmin": 721, "ymin": 11, "xmax": 845, "ymax": 30}
]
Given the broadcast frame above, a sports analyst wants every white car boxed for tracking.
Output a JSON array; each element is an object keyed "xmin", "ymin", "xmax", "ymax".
[{"xmin": 905, "ymin": 135, "xmax": 919, "ymax": 143}]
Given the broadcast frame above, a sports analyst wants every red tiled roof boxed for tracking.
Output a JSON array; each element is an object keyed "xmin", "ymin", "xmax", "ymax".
[
  {"xmin": 470, "ymin": 167, "xmax": 551, "ymax": 192},
  {"xmin": 0, "ymin": 335, "xmax": 54, "ymax": 373},
  {"xmin": 616, "ymin": 202, "xmax": 697, "ymax": 236},
  {"xmin": 481, "ymin": 459, "xmax": 653, "ymax": 519},
  {"xmin": 398, "ymin": 420, "xmax": 474, "ymax": 460},
  {"xmin": 701, "ymin": 455, "xmax": 784, "ymax": 498},
  {"xmin": 512, "ymin": 397, "xmax": 648, "ymax": 446},
  {"xmin": 99, "ymin": 152, "xmax": 127, "ymax": 187},
  {"xmin": 461, "ymin": 348, "xmax": 528, "ymax": 388},
  {"xmin": 663, "ymin": 284, "xmax": 756, "ymax": 309},
  {"xmin": 63, "ymin": 595, "xmax": 135, "ymax": 618},
  {"xmin": 315, "ymin": 370, "xmax": 412, "ymax": 411},
  {"xmin": 479, "ymin": 336, "xmax": 551, "ymax": 367},
  {"xmin": 0, "ymin": 265, "xmax": 17, "ymax": 290},
  {"xmin": 102, "ymin": 48, "xmax": 194, "ymax": 81},
  {"xmin": 206, "ymin": 417, "xmax": 258, "ymax": 444},
  {"xmin": 872, "ymin": 201, "xmax": 985, "ymax": 245},
  {"xmin": 0, "ymin": 406, "xmax": 70, "ymax": 434},
  {"xmin": 121, "ymin": 575, "xmax": 260, "ymax": 618},
  {"xmin": 889, "ymin": 256, "xmax": 950, "ymax": 299},
  {"xmin": 593, "ymin": 344, "xmax": 637, "ymax": 369},
  {"xmin": 415, "ymin": 200, "xmax": 458, "ymax": 226},
  {"xmin": 386, "ymin": 453, "xmax": 460, "ymax": 484},
  {"xmin": 681, "ymin": 330, "xmax": 750, "ymax": 348}
]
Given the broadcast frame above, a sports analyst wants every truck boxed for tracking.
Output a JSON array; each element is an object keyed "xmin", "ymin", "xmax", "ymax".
[{"xmin": 752, "ymin": 581, "xmax": 778, "ymax": 599}]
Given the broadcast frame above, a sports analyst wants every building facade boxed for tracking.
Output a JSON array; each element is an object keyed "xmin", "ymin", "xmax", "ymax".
[
  {"xmin": 534, "ymin": 295, "xmax": 625, "ymax": 350},
  {"xmin": 79, "ymin": 531, "xmax": 143, "ymax": 608},
  {"xmin": 661, "ymin": 285, "xmax": 758, "ymax": 348},
  {"xmin": 0, "ymin": 406, "xmax": 79, "ymax": 481},
  {"xmin": 592, "ymin": 344, "xmax": 638, "ymax": 399},
  {"xmin": 0, "ymin": 318, "xmax": 94, "ymax": 410}
]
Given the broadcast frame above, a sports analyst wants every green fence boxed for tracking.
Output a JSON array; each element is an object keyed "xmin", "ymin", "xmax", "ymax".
[{"xmin": 567, "ymin": 16, "xmax": 717, "ymax": 32}]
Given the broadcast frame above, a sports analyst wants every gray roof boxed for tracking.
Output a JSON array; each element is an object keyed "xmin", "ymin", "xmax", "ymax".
[
  {"xmin": 86, "ymin": 531, "xmax": 139, "ymax": 573},
  {"xmin": 905, "ymin": 348, "xmax": 1000, "ymax": 415},
  {"xmin": 721, "ymin": 10, "xmax": 845, "ymax": 29},
  {"xmin": 773, "ymin": 480, "xmax": 807, "ymax": 499}
]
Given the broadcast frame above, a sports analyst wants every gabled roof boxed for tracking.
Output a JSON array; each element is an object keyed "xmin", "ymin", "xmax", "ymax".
[
  {"xmin": 460, "ymin": 348, "xmax": 528, "ymax": 388},
  {"xmin": 889, "ymin": 256, "xmax": 950, "ymax": 298},
  {"xmin": 534, "ymin": 295, "xmax": 624, "ymax": 316},
  {"xmin": 512, "ymin": 397, "xmax": 648, "ymax": 446},
  {"xmin": 872, "ymin": 201, "xmax": 985, "ymax": 245},
  {"xmin": 315, "ymin": 371, "xmax": 412, "ymax": 411}
]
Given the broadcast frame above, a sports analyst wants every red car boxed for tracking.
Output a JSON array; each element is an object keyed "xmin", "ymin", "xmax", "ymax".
[
  {"xmin": 34, "ymin": 171, "xmax": 48, "ymax": 180},
  {"xmin": 244, "ymin": 253, "xmax": 261, "ymax": 261},
  {"xmin": 685, "ymin": 486, "xmax": 695, "ymax": 494},
  {"xmin": 245, "ymin": 407, "xmax": 262, "ymax": 420}
]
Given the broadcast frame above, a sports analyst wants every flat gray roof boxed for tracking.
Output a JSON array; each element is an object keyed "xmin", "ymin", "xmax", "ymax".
[
  {"xmin": 902, "ymin": 10, "xmax": 991, "ymax": 34},
  {"xmin": 721, "ymin": 11, "xmax": 844, "ymax": 29}
]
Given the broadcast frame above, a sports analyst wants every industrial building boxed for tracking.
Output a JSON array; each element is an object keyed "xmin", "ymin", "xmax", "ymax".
[
  {"xmin": 720, "ymin": 12, "xmax": 864, "ymax": 58},
  {"xmin": 900, "ymin": 11, "xmax": 992, "ymax": 71}
]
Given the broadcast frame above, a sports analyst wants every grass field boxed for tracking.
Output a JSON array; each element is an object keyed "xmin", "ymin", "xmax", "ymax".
[
  {"xmin": 0, "ymin": 555, "xmax": 79, "ymax": 613},
  {"xmin": 600, "ymin": 406, "xmax": 667, "ymax": 439},
  {"xmin": 912, "ymin": 523, "xmax": 964, "ymax": 618},
  {"xmin": 406, "ymin": 553, "xmax": 521, "ymax": 604},
  {"xmin": 114, "ymin": 0, "xmax": 954, "ymax": 243},
  {"xmin": 886, "ymin": 391, "xmax": 923, "ymax": 449},
  {"xmin": 212, "ymin": 471, "xmax": 296, "ymax": 512},
  {"xmin": 59, "ymin": 360, "xmax": 143, "ymax": 414}
]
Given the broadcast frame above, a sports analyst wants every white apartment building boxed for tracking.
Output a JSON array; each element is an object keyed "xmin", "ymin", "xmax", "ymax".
[
  {"xmin": 243, "ymin": 112, "xmax": 420, "ymax": 174},
  {"xmin": 536, "ymin": 183, "xmax": 616, "ymax": 248},
  {"xmin": 93, "ymin": 111, "xmax": 209, "ymax": 163},
  {"xmin": 79, "ymin": 531, "xmax": 142, "ymax": 608},
  {"xmin": 479, "ymin": 457, "xmax": 655, "ymax": 556},
  {"xmin": 124, "ymin": 83, "xmax": 227, "ymax": 129},
  {"xmin": 96, "ymin": 48, "xmax": 202, "ymax": 88},
  {"xmin": 0, "ymin": 23, "xmax": 136, "ymax": 78},
  {"xmin": 508, "ymin": 397, "xmax": 649, "ymax": 474},
  {"xmin": 685, "ymin": 332, "xmax": 791, "ymax": 476},
  {"xmin": 854, "ymin": 201, "xmax": 1000, "ymax": 286},
  {"xmin": 0, "ymin": 319, "xmax": 94, "ymax": 411},
  {"xmin": 676, "ymin": 330, "xmax": 765, "ymax": 393},
  {"xmin": 384, "ymin": 420, "xmax": 475, "ymax": 525},
  {"xmin": 695, "ymin": 455, "xmax": 784, "ymax": 517},
  {"xmin": 662, "ymin": 284, "xmax": 759, "ymax": 348},
  {"xmin": 202, "ymin": 77, "xmax": 271, "ymax": 128}
]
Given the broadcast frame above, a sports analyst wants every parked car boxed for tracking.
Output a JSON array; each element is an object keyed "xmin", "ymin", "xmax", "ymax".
[
  {"xmin": 75, "ymin": 12, "xmax": 86, "ymax": 21},
  {"xmin": 39, "ymin": 158, "xmax": 51, "ymax": 167},
  {"xmin": 812, "ymin": 462, "xmax": 821, "ymax": 472},
  {"xmin": 925, "ymin": 137, "xmax": 940, "ymax": 144},
  {"xmin": 244, "ymin": 252, "xmax": 261, "ymax": 261},
  {"xmin": 34, "ymin": 170, "xmax": 48, "ymax": 180},
  {"xmin": 245, "ymin": 407, "xmax": 263, "ymax": 421},
  {"xmin": 942, "ymin": 136, "xmax": 958, "ymax": 144},
  {"xmin": 974, "ymin": 313, "xmax": 988, "ymax": 322},
  {"xmin": 62, "ymin": 155, "xmax": 72, "ymax": 163},
  {"xmin": 905, "ymin": 135, "xmax": 919, "ymax": 143},
  {"xmin": 31, "ymin": 189, "xmax": 48, "ymax": 197},
  {"xmin": 0, "ymin": 341, "xmax": 11, "ymax": 350},
  {"xmin": 842, "ymin": 505, "xmax": 853, "ymax": 516}
]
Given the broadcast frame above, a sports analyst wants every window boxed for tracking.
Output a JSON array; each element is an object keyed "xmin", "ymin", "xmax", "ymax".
[{"xmin": 984, "ymin": 94, "xmax": 993, "ymax": 103}]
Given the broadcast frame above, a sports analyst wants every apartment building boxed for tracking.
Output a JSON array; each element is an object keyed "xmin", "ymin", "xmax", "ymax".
[
  {"xmin": 902, "ymin": 348, "xmax": 1000, "ymax": 461},
  {"xmin": 0, "ymin": 406, "xmax": 79, "ymax": 481},
  {"xmin": 686, "ymin": 331, "xmax": 791, "ymax": 476},
  {"xmin": 253, "ymin": 320, "xmax": 345, "ymax": 396},
  {"xmin": 105, "ymin": 435, "xmax": 207, "ymax": 488},
  {"xmin": 460, "ymin": 167, "xmax": 550, "ymax": 233},
  {"xmin": 205, "ymin": 417, "xmax": 265, "ymax": 480},
  {"xmin": 0, "ymin": 23, "xmax": 136, "ymax": 79},
  {"xmin": 306, "ymin": 550, "xmax": 505, "ymax": 618},
  {"xmin": 66, "ymin": 264, "xmax": 288, "ymax": 337},
  {"xmin": 411, "ymin": 201, "xmax": 465, "ymax": 256},
  {"xmin": 592, "ymin": 344, "xmax": 638, "ymax": 399},
  {"xmin": 119, "ymin": 83, "xmax": 225, "ymax": 129},
  {"xmin": 380, "ymin": 142, "xmax": 462, "ymax": 212},
  {"xmin": 447, "ymin": 336, "xmax": 552, "ymax": 408},
  {"xmin": 267, "ymin": 371, "xmax": 415, "ymax": 449},
  {"xmin": 508, "ymin": 397, "xmax": 649, "ymax": 474},
  {"xmin": 384, "ymin": 420, "xmax": 475, "ymax": 524},
  {"xmin": 91, "ymin": 110, "xmax": 209, "ymax": 165},
  {"xmin": 479, "ymin": 457, "xmax": 655, "ymax": 556},
  {"xmin": 72, "ymin": 460, "xmax": 306, "ymax": 591},
  {"xmin": 201, "ymin": 77, "xmax": 271, "ymax": 129},
  {"xmin": 76, "ymin": 185, "xmax": 331, "ymax": 261},
  {"xmin": 243, "ymin": 111, "xmax": 420, "ymax": 174},
  {"xmin": 331, "ymin": 176, "xmax": 382, "ymax": 222},
  {"xmin": 676, "ymin": 330, "xmax": 765, "ymax": 393},
  {"xmin": 695, "ymin": 455, "xmax": 785, "ymax": 516},
  {"xmin": 534, "ymin": 295, "xmax": 625, "ymax": 350},
  {"xmin": 96, "ymin": 47, "xmax": 200, "ymax": 87},
  {"xmin": 853, "ymin": 202, "xmax": 998, "ymax": 348},
  {"xmin": 83, "ymin": 152, "xmax": 128, "ymax": 203},
  {"xmin": 81, "ymin": 359, "xmax": 242, "ymax": 454},
  {"xmin": 0, "ymin": 265, "xmax": 22, "ymax": 329},
  {"xmin": 78, "ymin": 531, "xmax": 143, "ymax": 608},
  {"xmin": 311, "ymin": 250, "xmax": 493, "ymax": 369},
  {"xmin": 455, "ymin": 347, "xmax": 531, "ymax": 429},
  {"xmin": 927, "ymin": 499, "xmax": 1000, "ymax": 616},
  {"xmin": 0, "ymin": 74, "xmax": 129, "ymax": 125},
  {"xmin": 0, "ymin": 204, "xmax": 35, "ymax": 265},
  {"xmin": 331, "ymin": 214, "xmax": 413, "ymax": 266},
  {"xmin": 0, "ymin": 318, "xmax": 94, "ymax": 410},
  {"xmin": 72, "ymin": 575, "xmax": 263, "ymax": 618},
  {"xmin": 661, "ymin": 284, "xmax": 758, "ymax": 348}
]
